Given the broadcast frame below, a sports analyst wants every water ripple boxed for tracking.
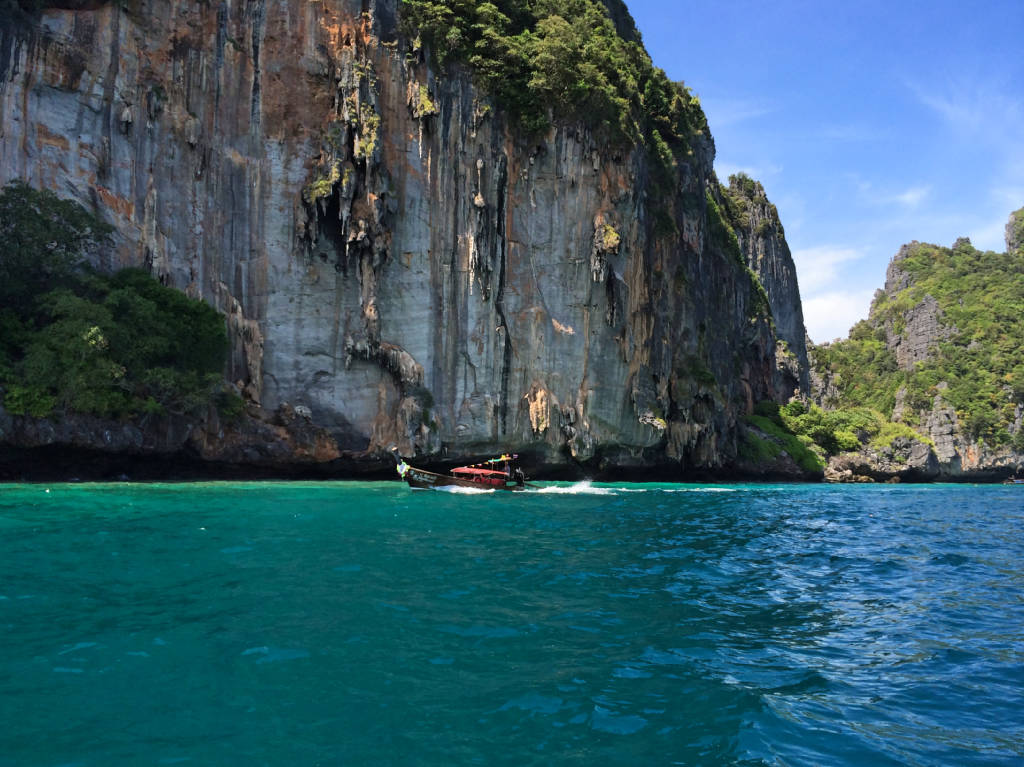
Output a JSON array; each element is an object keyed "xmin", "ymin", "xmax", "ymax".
[{"xmin": 0, "ymin": 482, "xmax": 1021, "ymax": 764}]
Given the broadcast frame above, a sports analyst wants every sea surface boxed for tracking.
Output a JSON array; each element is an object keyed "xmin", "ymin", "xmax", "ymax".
[{"xmin": 0, "ymin": 481, "xmax": 1022, "ymax": 766}]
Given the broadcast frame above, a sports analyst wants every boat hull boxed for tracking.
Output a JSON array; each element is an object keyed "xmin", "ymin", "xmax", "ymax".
[
  {"xmin": 392, "ymin": 450, "xmax": 528, "ymax": 491},
  {"xmin": 400, "ymin": 464, "xmax": 525, "ymax": 491}
]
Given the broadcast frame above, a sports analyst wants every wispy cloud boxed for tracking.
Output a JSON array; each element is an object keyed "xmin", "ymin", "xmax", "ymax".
[
  {"xmin": 703, "ymin": 96, "xmax": 776, "ymax": 128},
  {"xmin": 991, "ymin": 184, "xmax": 1024, "ymax": 210},
  {"xmin": 851, "ymin": 176, "xmax": 931, "ymax": 209},
  {"xmin": 817, "ymin": 123, "xmax": 884, "ymax": 142},
  {"xmin": 890, "ymin": 185, "xmax": 931, "ymax": 208},
  {"xmin": 908, "ymin": 75, "xmax": 1023, "ymax": 143},
  {"xmin": 911, "ymin": 83, "xmax": 986, "ymax": 135},
  {"xmin": 791, "ymin": 245, "xmax": 865, "ymax": 293},
  {"xmin": 715, "ymin": 161, "xmax": 783, "ymax": 183},
  {"xmin": 906, "ymin": 75, "xmax": 1024, "ymax": 188},
  {"xmin": 975, "ymin": 184, "xmax": 1024, "ymax": 251},
  {"xmin": 803, "ymin": 289, "xmax": 876, "ymax": 344},
  {"xmin": 792, "ymin": 246, "xmax": 878, "ymax": 341}
]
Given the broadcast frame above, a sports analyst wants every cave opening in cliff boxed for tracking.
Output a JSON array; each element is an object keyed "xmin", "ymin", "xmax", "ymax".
[{"xmin": 311, "ymin": 191, "xmax": 349, "ymax": 274}]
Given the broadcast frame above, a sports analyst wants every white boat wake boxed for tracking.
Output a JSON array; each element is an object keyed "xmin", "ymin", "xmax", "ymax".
[{"xmin": 534, "ymin": 481, "xmax": 616, "ymax": 496}]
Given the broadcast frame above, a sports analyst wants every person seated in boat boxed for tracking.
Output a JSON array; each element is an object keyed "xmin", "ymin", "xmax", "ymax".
[{"xmin": 513, "ymin": 467, "xmax": 525, "ymax": 487}]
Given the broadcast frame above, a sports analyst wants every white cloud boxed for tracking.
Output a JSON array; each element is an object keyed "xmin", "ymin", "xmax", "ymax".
[
  {"xmin": 969, "ymin": 214, "xmax": 1013, "ymax": 253},
  {"xmin": 852, "ymin": 177, "xmax": 931, "ymax": 209},
  {"xmin": 890, "ymin": 185, "xmax": 931, "ymax": 208},
  {"xmin": 715, "ymin": 161, "xmax": 783, "ymax": 184},
  {"xmin": 703, "ymin": 97, "xmax": 775, "ymax": 128},
  {"xmin": 909, "ymin": 76, "xmax": 1023, "ymax": 144},
  {"xmin": 791, "ymin": 245, "xmax": 864, "ymax": 293},
  {"xmin": 792, "ymin": 246, "xmax": 879, "ymax": 342},
  {"xmin": 803, "ymin": 289, "xmax": 877, "ymax": 345},
  {"xmin": 991, "ymin": 184, "xmax": 1024, "ymax": 211},
  {"xmin": 817, "ymin": 123, "xmax": 883, "ymax": 142}
]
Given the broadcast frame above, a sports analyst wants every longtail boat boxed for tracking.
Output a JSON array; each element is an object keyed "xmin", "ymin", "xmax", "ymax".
[{"xmin": 392, "ymin": 450, "xmax": 529, "ymax": 491}]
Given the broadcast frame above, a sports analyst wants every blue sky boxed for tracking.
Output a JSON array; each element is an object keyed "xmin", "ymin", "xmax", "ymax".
[{"xmin": 626, "ymin": 0, "xmax": 1024, "ymax": 342}]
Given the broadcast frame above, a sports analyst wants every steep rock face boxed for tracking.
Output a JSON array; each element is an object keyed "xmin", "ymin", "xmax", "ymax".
[
  {"xmin": 1006, "ymin": 207, "xmax": 1024, "ymax": 255},
  {"xmin": 0, "ymin": 398, "xmax": 340, "ymax": 471},
  {"xmin": 0, "ymin": 0, "xmax": 793, "ymax": 474},
  {"xmin": 882, "ymin": 243, "xmax": 956, "ymax": 371},
  {"xmin": 825, "ymin": 437, "xmax": 939, "ymax": 483},
  {"xmin": 723, "ymin": 176, "xmax": 809, "ymax": 399},
  {"xmin": 888, "ymin": 294, "xmax": 955, "ymax": 371},
  {"xmin": 918, "ymin": 393, "xmax": 1020, "ymax": 479},
  {"xmin": 883, "ymin": 242, "xmax": 916, "ymax": 293},
  {"xmin": 806, "ymin": 338, "xmax": 839, "ymax": 409}
]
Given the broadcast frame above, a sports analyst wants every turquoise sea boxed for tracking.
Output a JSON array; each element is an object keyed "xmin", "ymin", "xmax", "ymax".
[{"xmin": 0, "ymin": 481, "xmax": 1022, "ymax": 766}]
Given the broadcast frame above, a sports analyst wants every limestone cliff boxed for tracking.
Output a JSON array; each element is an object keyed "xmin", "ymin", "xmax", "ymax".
[
  {"xmin": 0, "ymin": 0, "xmax": 799, "ymax": 477},
  {"xmin": 721, "ymin": 174, "xmax": 809, "ymax": 399}
]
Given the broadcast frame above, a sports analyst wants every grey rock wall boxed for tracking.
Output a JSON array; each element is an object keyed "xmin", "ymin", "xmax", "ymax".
[
  {"xmin": 725, "ymin": 176, "xmax": 810, "ymax": 398},
  {"xmin": 887, "ymin": 294, "xmax": 955, "ymax": 371},
  {"xmin": 0, "ymin": 0, "xmax": 794, "ymax": 474},
  {"xmin": 1007, "ymin": 207, "xmax": 1024, "ymax": 255}
]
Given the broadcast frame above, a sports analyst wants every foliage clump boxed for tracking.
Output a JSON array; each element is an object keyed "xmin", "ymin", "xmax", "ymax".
[
  {"xmin": 598, "ymin": 223, "xmax": 620, "ymax": 252},
  {"xmin": 742, "ymin": 399, "xmax": 932, "ymax": 471},
  {"xmin": 399, "ymin": 0, "xmax": 708, "ymax": 151},
  {"xmin": 776, "ymin": 400, "xmax": 929, "ymax": 454},
  {"xmin": 719, "ymin": 173, "xmax": 783, "ymax": 237},
  {"xmin": 812, "ymin": 320, "xmax": 901, "ymax": 414},
  {"xmin": 303, "ymin": 162, "xmax": 342, "ymax": 205},
  {"xmin": 742, "ymin": 403, "xmax": 825, "ymax": 473},
  {"xmin": 704, "ymin": 189, "xmax": 743, "ymax": 267},
  {"xmin": 0, "ymin": 181, "xmax": 230, "ymax": 421}
]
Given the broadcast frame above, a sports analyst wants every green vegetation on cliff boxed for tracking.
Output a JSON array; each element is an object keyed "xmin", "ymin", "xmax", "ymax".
[
  {"xmin": 0, "ymin": 182, "xmax": 231, "ymax": 421},
  {"xmin": 741, "ymin": 403, "xmax": 825, "ymax": 473},
  {"xmin": 741, "ymin": 400, "xmax": 928, "ymax": 473},
  {"xmin": 399, "ymin": 0, "xmax": 708, "ymax": 150},
  {"xmin": 712, "ymin": 177, "xmax": 774, "ymax": 320},
  {"xmin": 813, "ymin": 231, "xmax": 1024, "ymax": 449},
  {"xmin": 719, "ymin": 173, "xmax": 783, "ymax": 237}
]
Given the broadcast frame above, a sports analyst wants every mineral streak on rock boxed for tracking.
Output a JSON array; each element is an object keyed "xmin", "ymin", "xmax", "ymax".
[{"xmin": 0, "ymin": 0, "xmax": 801, "ymax": 475}]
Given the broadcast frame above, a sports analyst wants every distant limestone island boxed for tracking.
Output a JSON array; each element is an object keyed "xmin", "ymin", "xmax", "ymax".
[
  {"xmin": 743, "ymin": 206, "xmax": 1024, "ymax": 483},
  {"xmin": 0, "ymin": 1, "xmax": 1022, "ymax": 482}
]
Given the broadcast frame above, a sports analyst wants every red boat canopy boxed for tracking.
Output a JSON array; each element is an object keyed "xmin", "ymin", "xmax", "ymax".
[{"xmin": 451, "ymin": 467, "xmax": 508, "ymax": 478}]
